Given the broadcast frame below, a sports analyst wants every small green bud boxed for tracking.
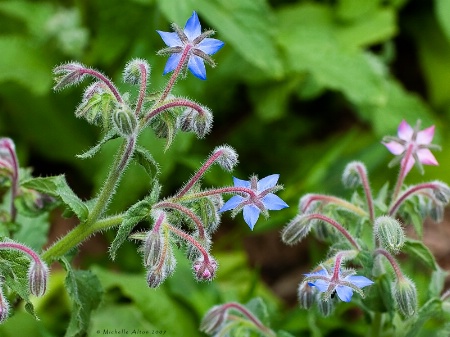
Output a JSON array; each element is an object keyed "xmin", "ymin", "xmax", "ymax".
[
  {"xmin": 342, "ymin": 161, "xmax": 366, "ymax": 188},
  {"xmin": 123, "ymin": 59, "xmax": 150, "ymax": 85},
  {"xmin": 297, "ymin": 282, "xmax": 316, "ymax": 309},
  {"xmin": 112, "ymin": 104, "xmax": 137, "ymax": 137},
  {"xmin": 374, "ymin": 216, "xmax": 405, "ymax": 254},
  {"xmin": 28, "ymin": 261, "xmax": 49, "ymax": 297},
  {"xmin": 316, "ymin": 295, "xmax": 335, "ymax": 316},
  {"xmin": 392, "ymin": 277, "xmax": 418, "ymax": 317},
  {"xmin": 281, "ymin": 214, "xmax": 313, "ymax": 245}
]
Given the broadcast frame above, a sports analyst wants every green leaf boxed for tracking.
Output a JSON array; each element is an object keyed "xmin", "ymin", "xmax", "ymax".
[
  {"xmin": 429, "ymin": 267, "xmax": 448, "ymax": 298},
  {"xmin": 405, "ymin": 298, "xmax": 443, "ymax": 337},
  {"xmin": 134, "ymin": 145, "xmax": 160, "ymax": 178},
  {"xmin": 76, "ymin": 129, "xmax": 118, "ymax": 159},
  {"xmin": 21, "ymin": 175, "xmax": 88, "ymax": 221},
  {"xmin": 14, "ymin": 212, "xmax": 50, "ymax": 251},
  {"xmin": 61, "ymin": 258, "xmax": 103, "ymax": 337},
  {"xmin": 277, "ymin": 3, "xmax": 386, "ymax": 106},
  {"xmin": 244, "ymin": 297, "xmax": 271, "ymax": 327},
  {"xmin": 157, "ymin": 0, "xmax": 283, "ymax": 78},
  {"xmin": 403, "ymin": 239, "xmax": 438, "ymax": 270},
  {"xmin": 435, "ymin": 0, "xmax": 450, "ymax": 44},
  {"xmin": 0, "ymin": 246, "xmax": 36, "ymax": 318},
  {"xmin": 109, "ymin": 199, "xmax": 151, "ymax": 260}
]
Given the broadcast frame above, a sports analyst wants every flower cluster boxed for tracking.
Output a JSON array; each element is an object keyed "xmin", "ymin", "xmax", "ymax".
[{"xmin": 282, "ymin": 120, "xmax": 449, "ymax": 318}]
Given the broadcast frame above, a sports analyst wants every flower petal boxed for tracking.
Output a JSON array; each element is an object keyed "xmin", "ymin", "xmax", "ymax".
[
  {"xmin": 346, "ymin": 275, "xmax": 374, "ymax": 288},
  {"xmin": 187, "ymin": 55, "xmax": 206, "ymax": 80},
  {"xmin": 416, "ymin": 125, "xmax": 435, "ymax": 144},
  {"xmin": 262, "ymin": 194, "xmax": 289, "ymax": 210},
  {"xmin": 383, "ymin": 141, "xmax": 404, "ymax": 155},
  {"xmin": 336, "ymin": 285, "xmax": 353, "ymax": 302},
  {"xmin": 163, "ymin": 53, "xmax": 182, "ymax": 75},
  {"xmin": 157, "ymin": 31, "xmax": 181, "ymax": 47},
  {"xmin": 243, "ymin": 205, "xmax": 260, "ymax": 230},
  {"xmin": 233, "ymin": 177, "xmax": 251, "ymax": 188},
  {"xmin": 417, "ymin": 148, "xmax": 438, "ymax": 166},
  {"xmin": 184, "ymin": 11, "xmax": 201, "ymax": 41},
  {"xmin": 305, "ymin": 268, "xmax": 329, "ymax": 278},
  {"xmin": 197, "ymin": 38, "xmax": 225, "ymax": 55},
  {"xmin": 398, "ymin": 120, "xmax": 413, "ymax": 141},
  {"xmin": 308, "ymin": 279, "xmax": 329, "ymax": 292},
  {"xmin": 219, "ymin": 195, "xmax": 244, "ymax": 212},
  {"xmin": 257, "ymin": 174, "xmax": 279, "ymax": 191}
]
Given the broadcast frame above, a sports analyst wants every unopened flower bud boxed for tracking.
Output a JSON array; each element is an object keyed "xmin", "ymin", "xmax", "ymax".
[
  {"xmin": 143, "ymin": 230, "xmax": 164, "ymax": 268},
  {"xmin": 214, "ymin": 145, "xmax": 238, "ymax": 172},
  {"xmin": 112, "ymin": 104, "xmax": 137, "ymax": 137},
  {"xmin": 297, "ymin": 282, "xmax": 316, "ymax": 309},
  {"xmin": 429, "ymin": 201, "xmax": 444, "ymax": 223},
  {"xmin": 0, "ymin": 138, "xmax": 15, "ymax": 175},
  {"xmin": 392, "ymin": 277, "xmax": 418, "ymax": 317},
  {"xmin": 178, "ymin": 106, "xmax": 213, "ymax": 138},
  {"xmin": 342, "ymin": 161, "xmax": 366, "ymax": 188},
  {"xmin": 146, "ymin": 267, "xmax": 166, "ymax": 288},
  {"xmin": 374, "ymin": 216, "xmax": 405, "ymax": 253},
  {"xmin": 0, "ymin": 284, "xmax": 9, "ymax": 323},
  {"xmin": 316, "ymin": 295, "xmax": 335, "ymax": 316},
  {"xmin": 193, "ymin": 255, "xmax": 218, "ymax": 281},
  {"xmin": 53, "ymin": 62, "xmax": 87, "ymax": 91},
  {"xmin": 200, "ymin": 305, "xmax": 228, "ymax": 334},
  {"xmin": 123, "ymin": 59, "xmax": 150, "ymax": 85},
  {"xmin": 298, "ymin": 194, "xmax": 320, "ymax": 214},
  {"xmin": 432, "ymin": 181, "xmax": 450, "ymax": 204},
  {"xmin": 281, "ymin": 214, "xmax": 313, "ymax": 245},
  {"xmin": 28, "ymin": 261, "xmax": 49, "ymax": 297}
]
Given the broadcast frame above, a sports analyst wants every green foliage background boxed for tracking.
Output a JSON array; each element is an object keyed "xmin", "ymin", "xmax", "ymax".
[{"xmin": 1, "ymin": 0, "xmax": 450, "ymax": 336}]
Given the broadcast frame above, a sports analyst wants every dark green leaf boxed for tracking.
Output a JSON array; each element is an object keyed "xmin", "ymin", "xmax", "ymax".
[
  {"xmin": 403, "ymin": 239, "xmax": 438, "ymax": 270},
  {"xmin": 61, "ymin": 257, "xmax": 103, "ymax": 337},
  {"xmin": 76, "ymin": 129, "xmax": 118, "ymax": 159}
]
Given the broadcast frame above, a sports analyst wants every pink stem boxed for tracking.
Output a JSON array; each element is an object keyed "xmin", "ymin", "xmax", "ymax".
[
  {"xmin": 389, "ymin": 182, "xmax": 442, "ymax": 216},
  {"xmin": 143, "ymin": 98, "xmax": 204, "ymax": 124},
  {"xmin": 0, "ymin": 242, "xmax": 42, "ymax": 264},
  {"xmin": 81, "ymin": 68, "xmax": 123, "ymax": 103},
  {"xmin": 374, "ymin": 248, "xmax": 405, "ymax": 280},
  {"xmin": 222, "ymin": 303, "xmax": 275, "ymax": 336},
  {"xmin": 165, "ymin": 224, "xmax": 210, "ymax": 262}
]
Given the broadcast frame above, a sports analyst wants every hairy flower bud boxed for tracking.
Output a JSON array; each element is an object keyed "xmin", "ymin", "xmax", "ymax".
[
  {"xmin": 374, "ymin": 216, "xmax": 405, "ymax": 254},
  {"xmin": 53, "ymin": 62, "xmax": 87, "ymax": 91},
  {"xmin": 342, "ymin": 161, "xmax": 366, "ymax": 188},
  {"xmin": 214, "ymin": 145, "xmax": 238, "ymax": 172},
  {"xmin": 28, "ymin": 261, "xmax": 49, "ymax": 297},
  {"xmin": 429, "ymin": 201, "xmax": 444, "ymax": 223},
  {"xmin": 146, "ymin": 267, "xmax": 166, "ymax": 288},
  {"xmin": 0, "ymin": 138, "xmax": 15, "ymax": 176},
  {"xmin": 0, "ymin": 285, "xmax": 9, "ymax": 323},
  {"xmin": 432, "ymin": 181, "xmax": 450, "ymax": 204},
  {"xmin": 112, "ymin": 104, "xmax": 137, "ymax": 137},
  {"xmin": 123, "ymin": 58, "xmax": 151, "ymax": 85},
  {"xmin": 143, "ymin": 230, "xmax": 164, "ymax": 268},
  {"xmin": 392, "ymin": 277, "xmax": 418, "ymax": 317},
  {"xmin": 316, "ymin": 295, "xmax": 335, "ymax": 316},
  {"xmin": 281, "ymin": 214, "xmax": 313, "ymax": 245},
  {"xmin": 178, "ymin": 105, "xmax": 213, "ymax": 138},
  {"xmin": 200, "ymin": 305, "xmax": 228, "ymax": 334},
  {"xmin": 297, "ymin": 282, "xmax": 316, "ymax": 309},
  {"xmin": 193, "ymin": 255, "xmax": 218, "ymax": 281}
]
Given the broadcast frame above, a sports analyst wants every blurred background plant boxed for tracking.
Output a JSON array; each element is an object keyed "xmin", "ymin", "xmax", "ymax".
[{"xmin": 1, "ymin": 0, "xmax": 450, "ymax": 336}]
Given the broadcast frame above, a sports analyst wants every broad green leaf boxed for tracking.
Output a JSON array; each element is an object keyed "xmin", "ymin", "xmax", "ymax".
[
  {"xmin": 0, "ymin": 36, "xmax": 52, "ymax": 95},
  {"xmin": 404, "ymin": 298, "xmax": 443, "ymax": 337},
  {"xmin": 61, "ymin": 258, "xmax": 103, "ymax": 337},
  {"xmin": 22, "ymin": 175, "xmax": 88, "ymax": 221},
  {"xmin": 403, "ymin": 239, "xmax": 438, "ymax": 270},
  {"xmin": 429, "ymin": 267, "xmax": 448, "ymax": 298},
  {"xmin": 245, "ymin": 297, "xmax": 271, "ymax": 327},
  {"xmin": 336, "ymin": 0, "xmax": 379, "ymax": 21},
  {"xmin": 277, "ymin": 3, "xmax": 386, "ymax": 106},
  {"xmin": 157, "ymin": 0, "xmax": 283, "ymax": 78},
  {"xmin": 92, "ymin": 266, "xmax": 199, "ymax": 336},
  {"xmin": 14, "ymin": 212, "xmax": 50, "ymax": 251}
]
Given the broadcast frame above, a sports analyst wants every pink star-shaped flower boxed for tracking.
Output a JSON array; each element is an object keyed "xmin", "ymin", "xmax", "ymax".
[{"xmin": 382, "ymin": 120, "xmax": 438, "ymax": 174}]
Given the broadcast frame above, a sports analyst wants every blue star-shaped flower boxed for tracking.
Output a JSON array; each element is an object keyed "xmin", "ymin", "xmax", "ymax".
[
  {"xmin": 157, "ymin": 11, "xmax": 224, "ymax": 80},
  {"xmin": 305, "ymin": 268, "xmax": 373, "ymax": 302},
  {"xmin": 219, "ymin": 174, "xmax": 289, "ymax": 230}
]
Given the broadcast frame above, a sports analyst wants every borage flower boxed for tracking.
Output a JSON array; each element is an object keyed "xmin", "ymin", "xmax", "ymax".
[
  {"xmin": 219, "ymin": 174, "xmax": 288, "ymax": 230},
  {"xmin": 157, "ymin": 11, "xmax": 224, "ymax": 80},
  {"xmin": 305, "ymin": 266, "xmax": 373, "ymax": 302},
  {"xmin": 382, "ymin": 120, "xmax": 439, "ymax": 175}
]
